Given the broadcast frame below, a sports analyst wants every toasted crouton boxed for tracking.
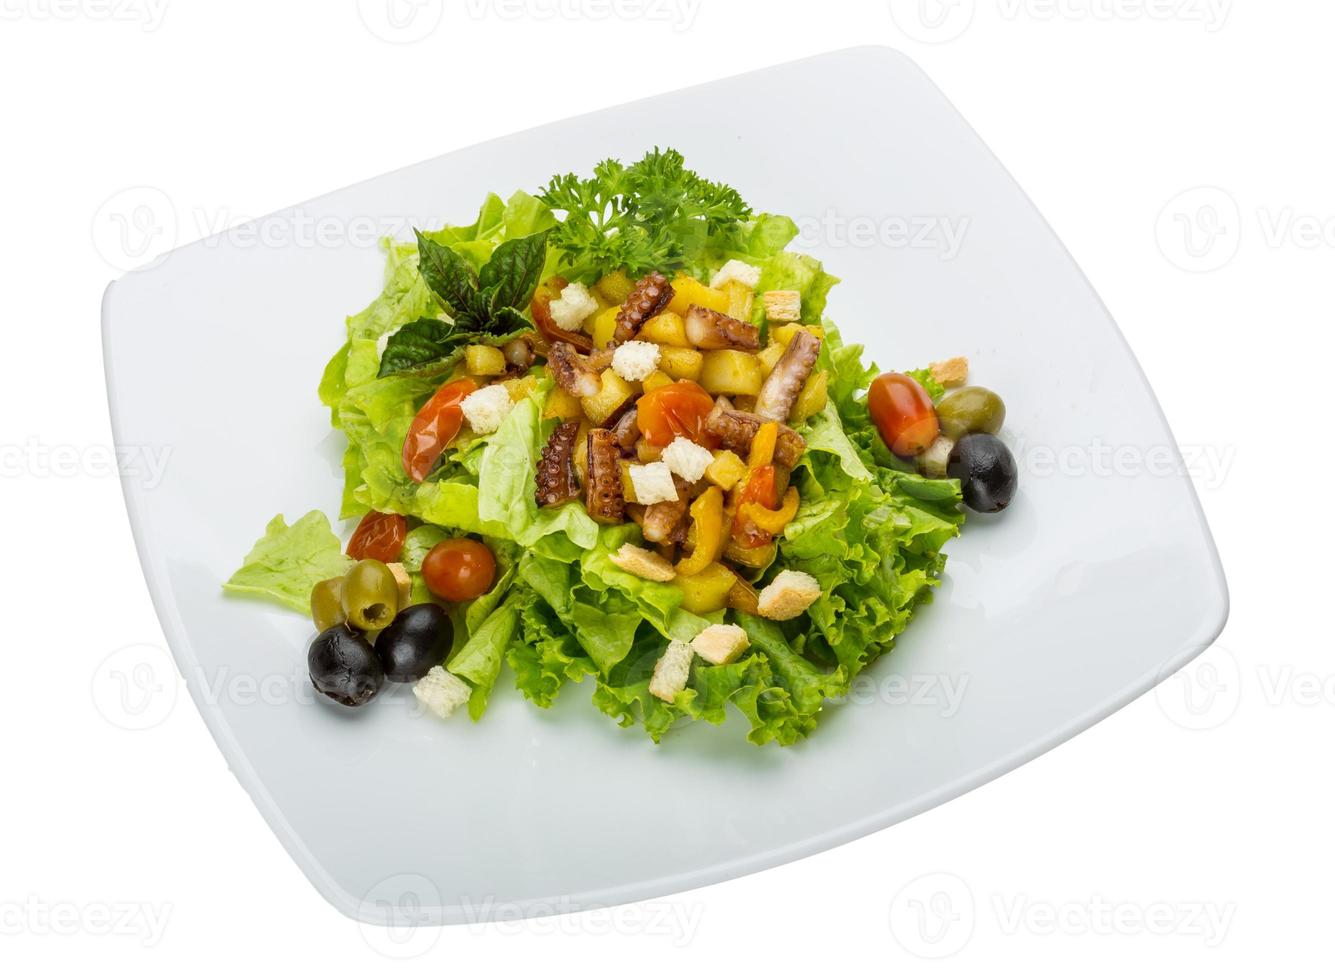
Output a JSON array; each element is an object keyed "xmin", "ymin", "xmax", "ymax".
[
  {"xmin": 387, "ymin": 562, "xmax": 413, "ymax": 607},
  {"xmin": 756, "ymin": 569, "xmax": 822, "ymax": 621},
  {"xmin": 762, "ymin": 290, "xmax": 802, "ymax": 324},
  {"xmin": 690, "ymin": 624, "xmax": 751, "ymax": 665},
  {"xmin": 649, "ymin": 640, "xmax": 694, "ymax": 702},
  {"xmin": 609, "ymin": 543, "xmax": 676, "ymax": 583},
  {"xmin": 929, "ymin": 356, "xmax": 969, "ymax": 388}
]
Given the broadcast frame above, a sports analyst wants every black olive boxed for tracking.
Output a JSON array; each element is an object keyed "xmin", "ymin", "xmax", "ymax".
[
  {"xmin": 308, "ymin": 625, "xmax": 384, "ymax": 707},
  {"xmin": 375, "ymin": 604, "xmax": 453, "ymax": 683},
  {"xmin": 947, "ymin": 433, "xmax": 1018, "ymax": 513}
]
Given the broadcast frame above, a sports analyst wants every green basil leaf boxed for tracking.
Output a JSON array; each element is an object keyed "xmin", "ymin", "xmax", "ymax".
[
  {"xmin": 414, "ymin": 230, "xmax": 477, "ymax": 312},
  {"xmin": 489, "ymin": 306, "xmax": 532, "ymax": 335},
  {"xmin": 477, "ymin": 229, "xmax": 550, "ymax": 313},
  {"xmin": 377, "ymin": 318, "xmax": 473, "ymax": 377}
]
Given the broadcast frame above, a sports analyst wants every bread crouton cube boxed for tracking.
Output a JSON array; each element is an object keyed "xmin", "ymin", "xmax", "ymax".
[
  {"xmin": 690, "ymin": 624, "xmax": 751, "ymax": 666},
  {"xmin": 929, "ymin": 356, "xmax": 969, "ymax": 388},
  {"xmin": 649, "ymin": 640, "xmax": 694, "ymax": 702},
  {"xmin": 609, "ymin": 543, "xmax": 676, "ymax": 583},
  {"xmin": 756, "ymin": 569, "xmax": 822, "ymax": 621},
  {"xmin": 763, "ymin": 290, "xmax": 802, "ymax": 324}
]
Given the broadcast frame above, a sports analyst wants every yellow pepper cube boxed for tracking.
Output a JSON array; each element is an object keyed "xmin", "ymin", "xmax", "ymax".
[
  {"xmin": 464, "ymin": 345, "xmax": 507, "ymax": 376},
  {"xmin": 666, "ymin": 275, "xmax": 730, "ymax": 317},
  {"xmin": 658, "ymin": 346, "xmax": 704, "ymax": 382},
  {"xmin": 789, "ymin": 370, "xmax": 829, "ymax": 424},
  {"xmin": 722, "ymin": 280, "xmax": 755, "ymax": 322},
  {"xmin": 637, "ymin": 311, "xmax": 689, "ymax": 347},
  {"xmin": 699, "ymin": 350, "xmax": 763, "ymax": 397},
  {"xmin": 757, "ymin": 342, "xmax": 787, "ymax": 378},
  {"xmin": 770, "ymin": 323, "xmax": 824, "ymax": 348},
  {"xmin": 641, "ymin": 369, "xmax": 674, "ymax": 395},
  {"xmin": 705, "ymin": 450, "xmax": 748, "ymax": 492},
  {"xmin": 591, "ymin": 306, "xmax": 621, "ymax": 350},
  {"xmin": 581, "ymin": 369, "xmax": 638, "ymax": 426},
  {"xmin": 543, "ymin": 387, "xmax": 585, "ymax": 421}
]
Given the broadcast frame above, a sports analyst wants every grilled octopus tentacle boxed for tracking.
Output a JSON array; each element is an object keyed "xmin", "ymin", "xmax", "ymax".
[
  {"xmin": 585, "ymin": 428, "xmax": 626, "ymax": 524},
  {"xmin": 614, "ymin": 272, "xmax": 673, "ymax": 342},
  {"xmin": 684, "ymin": 305, "xmax": 761, "ymax": 351},
  {"xmin": 611, "ymin": 408, "xmax": 640, "ymax": 452},
  {"xmin": 705, "ymin": 406, "xmax": 807, "ymax": 469},
  {"xmin": 754, "ymin": 329, "xmax": 821, "ymax": 421},
  {"xmin": 548, "ymin": 341, "xmax": 604, "ymax": 398},
  {"xmin": 640, "ymin": 480, "xmax": 690, "ymax": 544},
  {"xmin": 535, "ymin": 421, "xmax": 582, "ymax": 508}
]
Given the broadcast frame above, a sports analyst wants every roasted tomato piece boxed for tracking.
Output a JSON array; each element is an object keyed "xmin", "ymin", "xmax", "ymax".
[
  {"xmin": 402, "ymin": 378, "xmax": 478, "ymax": 482},
  {"xmin": 531, "ymin": 276, "xmax": 593, "ymax": 354},
  {"xmin": 346, "ymin": 510, "xmax": 407, "ymax": 563},
  {"xmin": 636, "ymin": 381, "xmax": 718, "ymax": 448},
  {"xmin": 867, "ymin": 372, "xmax": 940, "ymax": 457}
]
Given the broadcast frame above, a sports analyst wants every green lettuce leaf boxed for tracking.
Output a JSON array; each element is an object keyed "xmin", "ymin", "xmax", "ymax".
[{"xmin": 223, "ymin": 511, "xmax": 353, "ymax": 613}]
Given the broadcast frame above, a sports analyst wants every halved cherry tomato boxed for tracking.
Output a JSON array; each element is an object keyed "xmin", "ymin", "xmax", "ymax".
[
  {"xmin": 421, "ymin": 538, "xmax": 496, "ymax": 602},
  {"xmin": 732, "ymin": 464, "xmax": 779, "ymax": 548},
  {"xmin": 402, "ymin": 378, "xmax": 478, "ymax": 482},
  {"xmin": 636, "ymin": 380, "xmax": 719, "ymax": 448},
  {"xmin": 346, "ymin": 510, "xmax": 407, "ymax": 563},
  {"xmin": 867, "ymin": 372, "xmax": 940, "ymax": 457},
  {"xmin": 531, "ymin": 276, "xmax": 593, "ymax": 354}
]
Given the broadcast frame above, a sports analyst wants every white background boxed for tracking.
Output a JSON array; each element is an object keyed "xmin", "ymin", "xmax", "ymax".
[{"xmin": 2, "ymin": 0, "xmax": 1329, "ymax": 974}]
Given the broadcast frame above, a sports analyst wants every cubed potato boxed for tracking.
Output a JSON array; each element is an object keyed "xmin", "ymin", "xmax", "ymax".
[
  {"xmin": 705, "ymin": 450, "xmax": 748, "ymax": 492},
  {"xmin": 676, "ymin": 562, "xmax": 738, "ymax": 615},
  {"xmin": 581, "ymin": 369, "xmax": 638, "ymax": 426},
  {"xmin": 595, "ymin": 269, "xmax": 634, "ymax": 305},
  {"xmin": 722, "ymin": 280, "xmax": 754, "ymax": 322},
  {"xmin": 464, "ymin": 344, "xmax": 507, "ymax": 376},
  {"xmin": 699, "ymin": 350, "xmax": 763, "ymax": 397},
  {"xmin": 770, "ymin": 323, "xmax": 824, "ymax": 347},
  {"xmin": 543, "ymin": 387, "xmax": 584, "ymax": 421},
  {"xmin": 502, "ymin": 374, "xmax": 538, "ymax": 404},
  {"xmin": 666, "ymin": 275, "xmax": 730, "ymax": 317},
  {"xmin": 638, "ymin": 311, "xmax": 689, "ymax": 347},
  {"xmin": 789, "ymin": 370, "xmax": 829, "ymax": 424},
  {"xmin": 636, "ymin": 440, "xmax": 664, "ymax": 464},
  {"xmin": 619, "ymin": 460, "xmax": 639, "ymax": 503},
  {"xmin": 591, "ymin": 306, "xmax": 621, "ymax": 350},
  {"xmin": 658, "ymin": 346, "xmax": 704, "ymax": 382},
  {"xmin": 757, "ymin": 342, "xmax": 787, "ymax": 379},
  {"xmin": 641, "ymin": 369, "xmax": 674, "ymax": 395}
]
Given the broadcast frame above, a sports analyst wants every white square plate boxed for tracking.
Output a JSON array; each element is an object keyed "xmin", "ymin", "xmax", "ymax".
[{"xmin": 103, "ymin": 47, "xmax": 1227, "ymax": 925}]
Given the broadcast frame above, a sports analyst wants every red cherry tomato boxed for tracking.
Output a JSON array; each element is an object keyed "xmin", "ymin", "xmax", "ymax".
[
  {"xmin": 732, "ymin": 464, "xmax": 779, "ymax": 549},
  {"xmin": 421, "ymin": 538, "xmax": 497, "ymax": 602},
  {"xmin": 636, "ymin": 381, "xmax": 719, "ymax": 448},
  {"xmin": 346, "ymin": 511, "xmax": 407, "ymax": 563},
  {"xmin": 867, "ymin": 372, "xmax": 940, "ymax": 457},
  {"xmin": 402, "ymin": 378, "xmax": 478, "ymax": 482}
]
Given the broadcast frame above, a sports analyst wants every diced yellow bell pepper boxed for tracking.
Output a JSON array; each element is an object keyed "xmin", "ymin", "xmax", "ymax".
[
  {"xmin": 666, "ymin": 275, "xmax": 730, "ymax": 317},
  {"xmin": 543, "ymin": 387, "xmax": 585, "ymax": 421},
  {"xmin": 641, "ymin": 369, "xmax": 674, "ymax": 395},
  {"xmin": 595, "ymin": 270, "xmax": 634, "ymax": 305},
  {"xmin": 740, "ymin": 487, "xmax": 800, "ymax": 534},
  {"xmin": 676, "ymin": 486, "xmax": 724, "ymax": 577},
  {"xmin": 638, "ymin": 311, "xmax": 689, "ymax": 347},
  {"xmin": 748, "ymin": 422, "xmax": 778, "ymax": 469},
  {"xmin": 770, "ymin": 323, "xmax": 824, "ymax": 347},
  {"xmin": 699, "ymin": 350, "xmax": 763, "ymax": 397},
  {"xmin": 465, "ymin": 345, "xmax": 507, "ymax": 376},
  {"xmin": 581, "ymin": 369, "xmax": 638, "ymax": 426},
  {"xmin": 676, "ymin": 562, "xmax": 738, "ymax": 615},
  {"xmin": 789, "ymin": 370, "xmax": 829, "ymax": 424},
  {"xmin": 704, "ymin": 450, "xmax": 747, "ymax": 492},
  {"xmin": 591, "ymin": 306, "xmax": 621, "ymax": 350},
  {"xmin": 658, "ymin": 346, "xmax": 704, "ymax": 382},
  {"xmin": 722, "ymin": 280, "xmax": 755, "ymax": 321}
]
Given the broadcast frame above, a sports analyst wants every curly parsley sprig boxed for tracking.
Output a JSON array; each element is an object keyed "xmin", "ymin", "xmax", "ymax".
[{"xmin": 538, "ymin": 148, "xmax": 752, "ymax": 281}]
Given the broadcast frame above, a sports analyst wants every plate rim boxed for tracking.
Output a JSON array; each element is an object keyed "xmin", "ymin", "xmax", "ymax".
[{"xmin": 102, "ymin": 44, "xmax": 1229, "ymax": 926}]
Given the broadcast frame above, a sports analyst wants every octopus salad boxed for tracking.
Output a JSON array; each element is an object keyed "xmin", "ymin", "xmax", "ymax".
[{"xmin": 225, "ymin": 149, "xmax": 1018, "ymax": 746}]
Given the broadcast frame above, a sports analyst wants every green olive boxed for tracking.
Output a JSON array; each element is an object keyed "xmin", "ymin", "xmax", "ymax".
[
  {"xmin": 340, "ymin": 559, "xmax": 400, "ymax": 631},
  {"xmin": 310, "ymin": 577, "xmax": 346, "ymax": 632},
  {"xmin": 936, "ymin": 386, "xmax": 1006, "ymax": 440}
]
